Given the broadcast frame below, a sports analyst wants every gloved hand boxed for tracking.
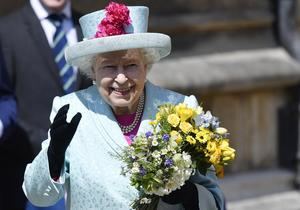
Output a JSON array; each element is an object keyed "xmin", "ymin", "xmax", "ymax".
[
  {"xmin": 47, "ymin": 104, "xmax": 81, "ymax": 179},
  {"xmin": 162, "ymin": 181, "xmax": 199, "ymax": 210}
]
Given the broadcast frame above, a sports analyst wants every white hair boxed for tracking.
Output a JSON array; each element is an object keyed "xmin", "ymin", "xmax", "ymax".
[{"xmin": 80, "ymin": 48, "xmax": 160, "ymax": 79}]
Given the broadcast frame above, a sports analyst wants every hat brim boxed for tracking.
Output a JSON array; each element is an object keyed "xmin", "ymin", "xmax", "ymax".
[{"xmin": 65, "ymin": 33, "xmax": 171, "ymax": 73}]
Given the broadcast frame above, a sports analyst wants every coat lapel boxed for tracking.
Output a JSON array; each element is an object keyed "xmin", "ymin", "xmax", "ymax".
[
  {"xmin": 21, "ymin": 3, "xmax": 63, "ymax": 90},
  {"xmin": 85, "ymin": 86, "xmax": 127, "ymax": 156},
  {"xmin": 138, "ymin": 82, "xmax": 159, "ymax": 135}
]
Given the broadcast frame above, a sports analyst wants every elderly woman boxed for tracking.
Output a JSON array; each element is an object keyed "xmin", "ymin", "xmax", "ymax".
[{"xmin": 23, "ymin": 2, "xmax": 225, "ymax": 210}]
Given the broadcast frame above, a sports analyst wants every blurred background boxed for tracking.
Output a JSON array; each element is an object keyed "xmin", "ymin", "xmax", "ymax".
[{"xmin": 2, "ymin": 0, "xmax": 300, "ymax": 209}]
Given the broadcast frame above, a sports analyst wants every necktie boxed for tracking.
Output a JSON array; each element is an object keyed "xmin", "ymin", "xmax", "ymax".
[{"xmin": 48, "ymin": 14, "xmax": 76, "ymax": 94}]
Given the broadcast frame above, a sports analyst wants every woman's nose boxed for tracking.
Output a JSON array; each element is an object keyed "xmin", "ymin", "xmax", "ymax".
[{"xmin": 115, "ymin": 71, "xmax": 128, "ymax": 84}]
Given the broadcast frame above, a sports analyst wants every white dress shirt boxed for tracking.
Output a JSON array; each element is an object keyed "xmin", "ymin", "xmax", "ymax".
[{"xmin": 30, "ymin": 0, "xmax": 78, "ymax": 47}]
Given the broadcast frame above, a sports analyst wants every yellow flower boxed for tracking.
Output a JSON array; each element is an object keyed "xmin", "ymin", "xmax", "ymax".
[
  {"xmin": 149, "ymin": 120, "xmax": 158, "ymax": 126},
  {"xmin": 155, "ymin": 113, "xmax": 161, "ymax": 121},
  {"xmin": 186, "ymin": 135, "xmax": 196, "ymax": 145},
  {"xmin": 219, "ymin": 139, "xmax": 229, "ymax": 149},
  {"xmin": 179, "ymin": 122, "xmax": 193, "ymax": 134},
  {"xmin": 170, "ymin": 130, "xmax": 182, "ymax": 144},
  {"xmin": 191, "ymin": 128, "xmax": 199, "ymax": 134},
  {"xmin": 206, "ymin": 141, "xmax": 217, "ymax": 153},
  {"xmin": 209, "ymin": 149, "xmax": 221, "ymax": 165},
  {"xmin": 222, "ymin": 147, "xmax": 236, "ymax": 161},
  {"xmin": 218, "ymin": 139, "xmax": 236, "ymax": 163},
  {"xmin": 175, "ymin": 103, "xmax": 195, "ymax": 122},
  {"xmin": 195, "ymin": 128, "xmax": 211, "ymax": 143},
  {"xmin": 167, "ymin": 114, "xmax": 180, "ymax": 127}
]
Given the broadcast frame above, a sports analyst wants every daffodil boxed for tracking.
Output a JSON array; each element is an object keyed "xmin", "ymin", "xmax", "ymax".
[
  {"xmin": 167, "ymin": 114, "xmax": 180, "ymax": 127},
  {"xmin": 179, "ymin": 122, "xmax": 193, "ymax": 134},
  {"xmin": 206, "ymin": 141, "xmax": 217, "ymax": 153},
  {"xmin": 209, "ymin": 149, "xmax": 221, "ymax": 165},
  {"xmin": 175, "ymin": 103, "xmax": 198, "ymax": 122}
]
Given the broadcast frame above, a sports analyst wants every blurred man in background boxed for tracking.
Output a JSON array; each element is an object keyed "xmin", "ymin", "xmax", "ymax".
[
  {"xmin": 0, "ymin": 43, "xmax": 20, "ymax": 210},
  {"xmin": 0, "ymin": 0, "xmax": 91, "ymax": 209},
  {"xmin": 0, "ymin": 44, "xmax": 16, "ymax": 143}
]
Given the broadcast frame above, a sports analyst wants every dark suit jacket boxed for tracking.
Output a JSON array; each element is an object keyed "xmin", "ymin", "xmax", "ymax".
[
  {"xmin": 0, "ymin": 2, "xmax": 91, "ymax": 156},
  {"xmin": 0, "ymin": 3, "xmax": 91, "ymax": 208},
  {"xmin": 0, "ymin": 44, "xmax": 17, "ymax": 142}
]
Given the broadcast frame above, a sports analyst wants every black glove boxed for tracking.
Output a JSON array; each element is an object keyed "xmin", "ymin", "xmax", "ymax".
[
  {"xmin": 47, "ymin": 104, "xmax": 81, "ymax": 178},
  {"xmin": 162, "ymin": 181, "xmax": 199, "ymax": 210}
]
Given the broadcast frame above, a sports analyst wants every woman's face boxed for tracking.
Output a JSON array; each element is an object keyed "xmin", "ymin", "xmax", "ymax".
[{"xmin": 92, "ymin": 49, "xmax": 147, "ymax": 115}]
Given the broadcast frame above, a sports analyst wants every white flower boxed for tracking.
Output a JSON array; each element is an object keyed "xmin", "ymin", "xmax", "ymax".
[
  {"xmin": 131, "ymin": 167, "xmax": 139, "ymax": 174},
  {"xmin": 161, "ymin": 148, "xmax": 168, "ymax": 155},
  {"xmin": 215, "ymin": 127, "xmax": 228, "ymax": 135},
  {"xmin": 169, "ymin": 140, "xmax": 178, "ymax": 148},
  {"xmin": 152, "ymin": 139, "xmax": 158, "ymax": 146},
  {"xmin": 196, "ymin": 106, "xmax": 203, "ymax": 114},
  {"xmin": 133, "ymin": 162, "xmax": 139, "ymax": 168},
  {"xmin": 152, "ymin": 150, "xmax": 161, "ymax": 158},
  {"xmin": 157, "ymin": 169, "xmax": 163, "ymax": 176},
  {"xmin": 140, "ymin": 197, "xmax": 152, "ymax": 204}
]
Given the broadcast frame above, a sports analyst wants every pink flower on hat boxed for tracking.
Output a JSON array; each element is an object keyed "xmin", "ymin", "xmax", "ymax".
[{"xmin": 94, "ymin": 2, "xmax": 131, "ymax": 38}]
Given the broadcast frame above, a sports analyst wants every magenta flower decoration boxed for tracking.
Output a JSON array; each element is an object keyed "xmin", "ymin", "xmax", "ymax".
[{"xmin": 94, "ymin": 2, "xmax": 131, "ymax": 38}]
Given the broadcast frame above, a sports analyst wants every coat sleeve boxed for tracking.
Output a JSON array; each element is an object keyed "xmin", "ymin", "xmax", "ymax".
[{"xmin": 22, "ymin": 96, "xmax": 68, "ymax": 206}]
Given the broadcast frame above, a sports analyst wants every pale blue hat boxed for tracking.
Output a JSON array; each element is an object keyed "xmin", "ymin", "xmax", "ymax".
[{"xmin": 65, "ymin": 6, "xmax": 171, "ymax": 72}]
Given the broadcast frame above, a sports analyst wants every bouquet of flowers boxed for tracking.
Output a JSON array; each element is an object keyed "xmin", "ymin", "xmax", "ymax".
[{"xmin": 119, "ymin": 103, "xmax": 235, "ymax": 209}]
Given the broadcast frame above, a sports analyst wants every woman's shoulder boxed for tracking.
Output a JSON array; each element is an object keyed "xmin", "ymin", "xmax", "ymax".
[
  {"xmin": 146, "ymin": 81, "xmax": 197, "ymax": 105},
  {"xmin": 51, "ymin": 85, "xmax": 98, "ymax": 113},
  {"xmin": 146, "ymin": 81, "xmax": 185, "ymax": 97},
  {"xmin": 58, "ymin": 85, "xmax": 98, "ymax": 103}
]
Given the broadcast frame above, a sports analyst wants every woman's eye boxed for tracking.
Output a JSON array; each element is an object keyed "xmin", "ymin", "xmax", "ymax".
[
  {"xmin": 126, "ymin": 64, "xmax": 138, "ymax": 69},
  {"xmin": 103, "ymin": 65, "xmax": 116, "ymax": 70}
]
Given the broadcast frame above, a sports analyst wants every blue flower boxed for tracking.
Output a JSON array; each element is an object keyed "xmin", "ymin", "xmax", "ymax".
[
  {"xmin": 210, "ymin": 116, "xmax": 220, "ymax": 129},
  {"xmin": 162, "ymin": 134, "xmax": 170, "ymax": 141},
  {"xmin": 145, "ymin": 131, "xmax": 153, "ymax": 138},
  {"xmin": 140, "ymin": 167, "xmax": 147, "ymax": 176},
  {"xmin": 164, "ymin": 158, "xmax": 173, "ymax": 167},
  {"xmin": 195, "ymin": 111, "xmax": 220, "ymax": 129}
]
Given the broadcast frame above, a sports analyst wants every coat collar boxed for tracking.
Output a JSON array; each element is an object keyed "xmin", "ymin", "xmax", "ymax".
[{"xmin": 83, "ymin": 82, "xmax": 165, "ymax": 156}]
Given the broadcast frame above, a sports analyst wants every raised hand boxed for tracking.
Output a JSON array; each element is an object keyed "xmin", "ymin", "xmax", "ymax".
[{"xmin": 47, "ymin": 104, "xmax": 81, "ymax": 178}]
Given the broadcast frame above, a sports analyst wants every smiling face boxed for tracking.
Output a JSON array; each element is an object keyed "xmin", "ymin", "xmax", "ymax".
[{"xmin": 92, "ymin": 49, "xmax": 147, "ymax": 115}]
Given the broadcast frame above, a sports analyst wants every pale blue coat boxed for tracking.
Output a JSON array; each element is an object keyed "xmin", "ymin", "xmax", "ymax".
[{"xmin": 23, "ymin": 82, "xmax": 225, "ymax": 210}]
